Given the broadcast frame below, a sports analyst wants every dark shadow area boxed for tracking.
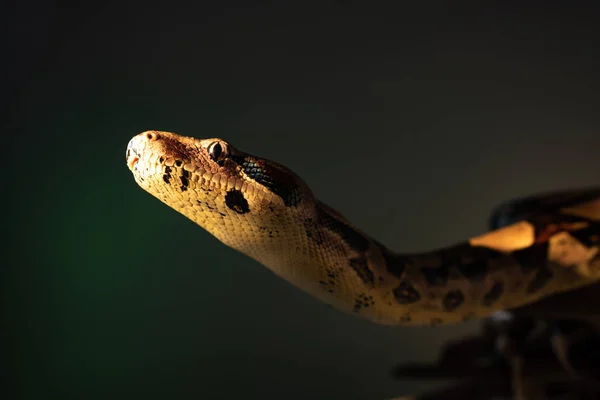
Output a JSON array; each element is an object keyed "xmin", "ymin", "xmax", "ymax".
[{"xmin": 393, "ymin": 305, "xmax": 600, "ymax": 399}]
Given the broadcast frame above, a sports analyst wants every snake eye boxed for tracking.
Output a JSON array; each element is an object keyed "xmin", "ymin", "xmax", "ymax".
[{"xmin": 208, "ymin": 141, "xmax": 227, "ymax": 162}]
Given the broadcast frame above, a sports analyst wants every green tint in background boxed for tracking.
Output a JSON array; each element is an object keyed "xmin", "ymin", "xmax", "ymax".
[{"xmin": 7, "ymin": 3, "xmax": 600, "ymax": 399}]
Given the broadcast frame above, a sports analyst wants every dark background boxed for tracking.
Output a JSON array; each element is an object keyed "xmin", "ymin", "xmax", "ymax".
[{"xmin": 7, "ymin": 2, "xmax": 600, "ymax": 399}]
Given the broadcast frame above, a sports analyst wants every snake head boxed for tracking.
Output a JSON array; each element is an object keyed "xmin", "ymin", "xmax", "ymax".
[{"xmin": 126, "ymin": 131, "xmax": 314, "ymax": 252}]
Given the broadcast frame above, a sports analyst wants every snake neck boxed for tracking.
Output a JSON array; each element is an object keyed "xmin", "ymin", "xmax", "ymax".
[{"xmin": 292, "ymin": 200, "xmax": 600, "ymax": 326}]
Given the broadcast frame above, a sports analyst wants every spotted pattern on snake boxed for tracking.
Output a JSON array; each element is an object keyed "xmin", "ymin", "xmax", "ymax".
[{"xmin": 126, "ymin": 131, "xmax": 600, "ymax": 325}]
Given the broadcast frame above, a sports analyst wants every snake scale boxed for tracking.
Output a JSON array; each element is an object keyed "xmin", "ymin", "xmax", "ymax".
[{"xmin": 127, "ymin": 131, "xmax": 600, "ymax": 326}]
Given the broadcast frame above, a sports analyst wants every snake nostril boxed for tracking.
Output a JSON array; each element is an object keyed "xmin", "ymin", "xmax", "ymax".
[{"xmin": 146, "ymin": 131, "xmax": 160, "ymax": 141}]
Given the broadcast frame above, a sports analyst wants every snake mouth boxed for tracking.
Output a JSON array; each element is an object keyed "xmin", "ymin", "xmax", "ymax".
[
  {"xmin": 127, "ymin": 155, "xmax": 139, "ymax": 170},
  {"xmin": 126, "ymin": 138, "xmax": 142, "ymax": 171},
  {"xmin": 126, "ymin": 147, "xmax": 140, "ymax": 171}
]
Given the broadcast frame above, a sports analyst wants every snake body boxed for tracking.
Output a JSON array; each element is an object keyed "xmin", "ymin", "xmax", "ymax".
[{"xmin": 126, "ymin": 131, "xmax": 600, "ymax": 326}]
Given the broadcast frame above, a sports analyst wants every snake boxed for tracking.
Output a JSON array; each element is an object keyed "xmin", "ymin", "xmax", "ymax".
[{"xmin": 126, "ymin": 130, "xmax": 600, "ymax": 326}]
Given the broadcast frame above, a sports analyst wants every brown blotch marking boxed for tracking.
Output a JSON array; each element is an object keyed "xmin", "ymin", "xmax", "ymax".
[
  {"xmin": 513, "ymin": 242, "xmax": 550, "ymax": 273},
  {"xmin": 421, "ymin": 265, "xmax": 449, "ymax": 287},
  {"xmin": 318, "ymin": 206, "xmax": 370, "ymax": 252},
  {"xmin": 443, "ymin": 290, "xmax": 465, "ymax": 311},
  {"xmin": 304, "ymin": 217, "xmax": 324, "ymax": 245},
  {"xmin": 455, "ymin": 261, "xmax": 489, "ymax": 282},
  {"xmin": 231, "ymin": 154, "xmax": 302, "ymax": 206},
  {"xmin": 163, "ymin": 166, "xmax": 172, "ymax": 184},
  {"xmin": 528, "ymin": 213, "xmax": 591, "ymax": 244},
  {"xmin": 483, "ymin": 281, "xmax": 504, "ymax": 306},
  {"xmin": 531, "ymin": 217, "xmax": 590, "ymax": 244},
  {"xmin": 353, "ymin": 293, "xmax": 375, "ymax": 312},
  {"xmin": 569, "ymin": 223, "xmax": 600, "ymax": 247},
  {"xmin": 349, "ymin": 257, "xmax": 375, "ymax": 286},
  {"xmin": 440, "ymin": 243, "xmax": 500, "ymax": 283},
  {"xmin": 225, "ymin": 189, "xmax": 250, "ymax": 214},
  {"xmin": 180, "ymin": 169, "xmax": 190, "ymax": 191},
  {"xmin": 430, "ymin": 317, "xmax": 444, "ymax": 326},
  {"xmin": 535, "ymin": 222, "xmax": 561, "ymax": 244},
  {"xmin": 490, "ymin": 188, "xmax": 600, "ymax": 230},
  {"xmin": 376, "ymin": 241, "xmax": 406, "ymax": 278},
  {"xmin": 320, "ymin": 271, "xmax": 339, "ymax": 293},
  {"xmin": 526, "ymin": 267, "xmax": 554, "ymax": 294},
  {"xmin": 393, "ymin": 281, "xmax": 421, "ymax": 304},
  {"xmin": 319, "ymin": 279, "xmax": 336, "ymax": 294}
]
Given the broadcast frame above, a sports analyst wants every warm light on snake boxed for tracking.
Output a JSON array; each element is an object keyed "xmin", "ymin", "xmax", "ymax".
[{"xmin": 126, "ymin": 130, "xmax": 599, "ymax": 326}]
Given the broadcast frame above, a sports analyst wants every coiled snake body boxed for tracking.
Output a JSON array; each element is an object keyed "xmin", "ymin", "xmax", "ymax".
[{"xmin": 127, "ymin": 131, "xmax": 600, "ymax": 325}]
